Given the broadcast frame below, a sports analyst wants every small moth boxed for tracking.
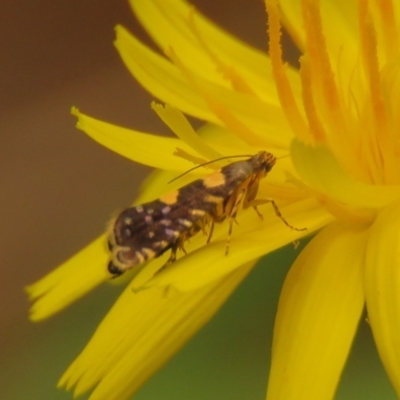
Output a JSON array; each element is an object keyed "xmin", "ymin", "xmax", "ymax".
[{"xmin": 107, "ymin": 151, "xmax": 303, "ymax": 276}]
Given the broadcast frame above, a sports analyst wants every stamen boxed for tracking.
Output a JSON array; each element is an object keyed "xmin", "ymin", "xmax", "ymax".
[
  {"xmin": 299, "ymin": 55, "xmax": 327, "ymax": 143},
  {"xmin": 265, "ymin": 0, "xmax": 311, "ymax": 143},
  {"xmin": 359, "ymin": 2, "xmax": 387, "ymax": 128},
  {"xmin": 374, "ymin": 0, "xmax": 399, "ymax": 58},
  {"xmin": 359, "ymin": 0, "xmax": 387, "ymax": 182},
  {"xmin": 373, "ymin": 0, "xmax": 400, "ymax": 183},
  {"xmin": 301, "ymin": 0, "xmax": 346, "ymax": 147}
]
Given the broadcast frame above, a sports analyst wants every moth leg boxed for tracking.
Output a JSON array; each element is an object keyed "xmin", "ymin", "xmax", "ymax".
[
  {"xmin": 225, "ymin": 188, "xmax": 246, "ymax": 255},
  {"xmin": 252, "ymin": 204, "xmax": 264, "ymax": 220},
  {"xmin": 178, "ymin": 241, "xmax": 187, "ymax": 254},
  {"xmin": 242, "ymin": 181, "xmax": 263, "ymax": 220},
  {"xmin": 155, "ymin": 242, "xmax": 179, "ymax": 275},
  {"xmin": 247, "ymin": 198, "xmax": 306, "ymax": 231},
  {"xmin": 200, "ymin": 219, "xmax": 209, "ymax": 235},
  {"xmin": 206, "ymin": 220, "xmax": 215, "ymax": 244},
  {"xmin": 167, "ymin": 245, "xmax": 179, "ymax": 263}
]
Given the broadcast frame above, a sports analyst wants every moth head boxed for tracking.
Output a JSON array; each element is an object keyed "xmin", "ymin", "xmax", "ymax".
[{"xmin": 252, "ymin": 151, "xmax": 277, "ymax": 176}]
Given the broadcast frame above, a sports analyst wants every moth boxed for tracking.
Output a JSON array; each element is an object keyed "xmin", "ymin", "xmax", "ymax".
[{"xmin": 107, "ymin": 151, "xmax": 303, "ymax": 276}]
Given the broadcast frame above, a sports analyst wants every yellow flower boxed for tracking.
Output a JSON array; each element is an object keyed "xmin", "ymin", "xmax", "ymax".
[{"xmin": 25, "ymin": 0, "xmax": 400, "ymax": 399}]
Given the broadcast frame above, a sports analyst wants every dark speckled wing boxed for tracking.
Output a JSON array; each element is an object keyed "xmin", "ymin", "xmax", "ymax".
[{"xmin": 108, "ymin": 153, "xmax": 274, "ymax": 275}]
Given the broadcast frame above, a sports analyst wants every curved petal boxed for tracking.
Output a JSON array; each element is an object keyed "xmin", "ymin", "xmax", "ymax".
[
  {"xmin": 72, "ymin": 107, "xmax": 199, "ymax": 171},
  {"xmin": 151, "ymin": 103, "xmax": 222, "ymax": 160},
  {"xmin": 364, "ymin": 200, "xmax": 400, "ymax": 396},
  {"xmin": 114, "ymin": 26, "xmax": 215, "ymax": 124},
  {"xmin": 26, "ymin": 236, "xmax": 109, "ymax": 321},
  {"xmin": 59, "ymin": 263, "xmax": 254, "ymax": 400},
  {"xmin": 267, "ymin": 222, "xmax": 366, "ymax": 400},
  {"xmin": 291, "ymin": 139, "xmax": 400, "ymax": 209}
]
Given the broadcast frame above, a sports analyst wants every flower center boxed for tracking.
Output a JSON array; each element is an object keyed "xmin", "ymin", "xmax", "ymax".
[{"xmin": 267, "ymin": 0, "xmax": 400, "ymax": 185}]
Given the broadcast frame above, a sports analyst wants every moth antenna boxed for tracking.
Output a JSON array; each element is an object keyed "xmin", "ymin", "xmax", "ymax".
[{"xmin": 168, "ymin": 154, "xmax": 253, "ymax": 183}]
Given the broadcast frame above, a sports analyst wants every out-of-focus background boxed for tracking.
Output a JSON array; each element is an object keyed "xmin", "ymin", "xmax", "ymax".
[{"xmin": 0, "ymin": 0, "xmax": 396, "ymax": 399}]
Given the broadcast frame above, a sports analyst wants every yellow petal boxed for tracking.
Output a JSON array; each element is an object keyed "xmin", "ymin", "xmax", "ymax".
[
  {"xmin": 364, "ymin": 200, "xmax": 400, "ymax": 396},
  {"xmin": 130, "ymin": 0, "xmax": 299, "ymax": 103},
  {"xmin": 267, "ymin": 222, "xmax": 366, "ymax": 400},
  {"xmin": 167, "ymin": 47, "xmax": 291, "ymax": 148},
  {"xmin": 151, "ymin": 102, "xmax": 222, "ymax": 160},
  {"xmin": 115, "ymin": 26, "xmax": 292, "ymax": 148},
  {"xmin": 114, "ymin": 25, "xmax": 215, "ymax": 124},
  {"xmin": 72, "ymin": 107, "xmax": 200, "ymax": 171},
  {"xmin": 59, "ymin": 263, "xmax": 254, "ymax": 400},
  {"xmin": 26, "ymin": 235, "xmax": 109, "ymax": 321},
  {"xmin": 291, "ymin": 139, "xmax": 400, "ymax": 209}
]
